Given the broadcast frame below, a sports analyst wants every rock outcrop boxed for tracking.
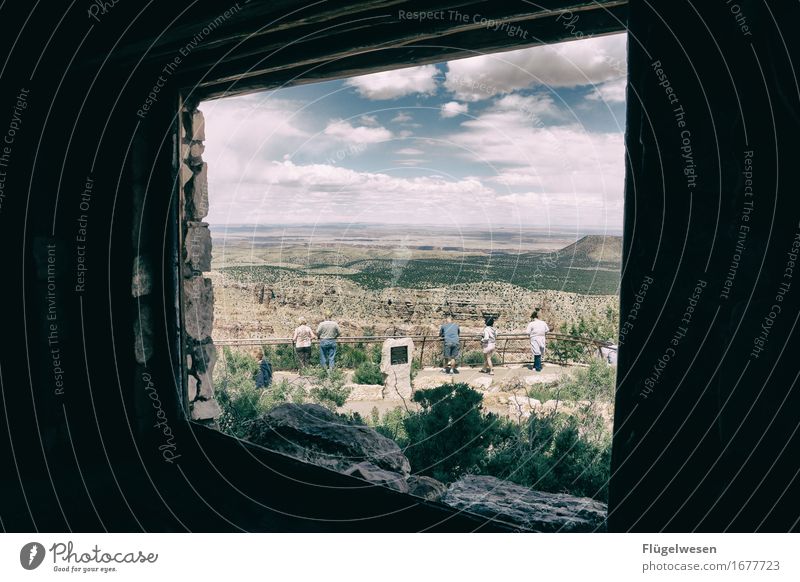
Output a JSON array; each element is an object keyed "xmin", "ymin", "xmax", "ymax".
[
  {"xmin": 442, "ymin": 475, "xmax": 607, "ymax": 532},
  {"xmin": 344, "ymin": 462, "xmax": 409, "ymax": 494},
  {"xmin": 407, "ymin": 475, "xmax": 448, "ymax": 501},
  {"xmin": 247, "ymin": 403, "xmax": 410, "ymax": 476},
  {"xmin": 246, "ymin": 404, "xmax": 607, "ymax": 528}
]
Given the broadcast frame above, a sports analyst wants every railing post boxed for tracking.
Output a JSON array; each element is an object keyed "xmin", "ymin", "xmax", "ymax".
[{"xmin": 419, "ymin": 336, "xmax": 427, "ymax": 369}]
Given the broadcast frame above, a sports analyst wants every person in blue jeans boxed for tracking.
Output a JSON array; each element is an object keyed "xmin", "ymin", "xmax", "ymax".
[
  {"xmin": 316, "ymin": 313, "xmax": 340, "ymax": 371},
  {"xmin": 439, "ymin": 314, "xmax": 461, "ymax": 374}
]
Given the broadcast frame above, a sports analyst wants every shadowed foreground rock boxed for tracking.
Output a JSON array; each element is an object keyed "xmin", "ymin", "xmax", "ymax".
[
  {"xmin": 247, "ymin": 403, "xmax": 411, "ymax": 475},
  {"xmin": 247, "ymin": 405, "xmax": 606, "ymax": 527},
  {"xmin": 442, "ymin": 475, "xmax": 607, "ymax": 532},
  {"xmin": 344, "ymin": 462, "xmax": 409, "ymax": 494},
  {"xmin": 407, "ymin": 475, "xmax": 448, "ymax": 501}
]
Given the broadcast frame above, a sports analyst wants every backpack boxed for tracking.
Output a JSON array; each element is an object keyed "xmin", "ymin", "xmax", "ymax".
[{"xmin": 254, "ymin": 359, "xmax": 273, "ymax": 388}]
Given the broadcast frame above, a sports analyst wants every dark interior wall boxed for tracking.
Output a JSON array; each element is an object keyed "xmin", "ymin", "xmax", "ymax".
[
  {"xmin": 0, "ymin": 0, "xmax": 627, "ymax": 532},
  {"xmin": 611, "ymin": 1, "xmax": 800, "ymax": 532}
]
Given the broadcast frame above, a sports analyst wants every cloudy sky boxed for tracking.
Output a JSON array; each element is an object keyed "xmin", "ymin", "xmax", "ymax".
[{"xmin": 203, "ymin": 33, "xmax": 626, "ymax": 232}]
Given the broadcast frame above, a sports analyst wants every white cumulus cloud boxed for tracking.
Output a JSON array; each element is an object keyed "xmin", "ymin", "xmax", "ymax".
[
  {"xmin": 323, "ymin": 119, "xmax": 393, "ymax": 144},
  {"xmin": 444, "ymin": 33, "xmax": 627, "ymax": 101},
  {"xmin": 346, "ymin": 64, "xmax": 439, "ymax": 99},
  {"xmin": 441, "ymin": 101, "xmax": 468, "ymax": 118},
  {"xmin": 587, "ymin": 77, "xmax": 627, "ymax": 104}
]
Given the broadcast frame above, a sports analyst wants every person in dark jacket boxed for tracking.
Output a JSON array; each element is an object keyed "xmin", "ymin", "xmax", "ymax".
[{"xmin": 254, "ymin": 353, "xmax": 273, "ymax": 388}]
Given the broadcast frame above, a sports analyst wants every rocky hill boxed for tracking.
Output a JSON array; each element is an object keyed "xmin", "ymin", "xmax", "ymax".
[{"xmin": 557, "ymin": 234, "xmax": 623, "ymax": 266}]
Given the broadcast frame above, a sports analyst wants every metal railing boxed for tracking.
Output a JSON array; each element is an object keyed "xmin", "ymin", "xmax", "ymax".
[{"xmin": 215, "ymin": 333, "xmax": 616, "ymax": 369}]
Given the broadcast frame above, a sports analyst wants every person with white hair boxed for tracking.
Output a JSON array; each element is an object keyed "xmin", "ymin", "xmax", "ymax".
[
  {"xmin": 525, "ymin": 309, "xmax": 550, "ymax": 372},
  {"xmin": 292, "ymin": 316, "xmax": 316, "ymax": 370}
]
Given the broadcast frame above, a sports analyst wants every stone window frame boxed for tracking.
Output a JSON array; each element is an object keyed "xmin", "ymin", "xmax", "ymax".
[
  {"xmin": 178, "ymin": 99, "xmax": 220, "ymax": 424},
  {"xmin": 166, "ymin": 5, "xmax": 629, "ymax": 428}
]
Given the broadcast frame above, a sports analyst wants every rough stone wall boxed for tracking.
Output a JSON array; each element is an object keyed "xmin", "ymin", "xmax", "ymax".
[{"xmin": 181, "ymin": 102, "xmax": 220, "ymax": 423}]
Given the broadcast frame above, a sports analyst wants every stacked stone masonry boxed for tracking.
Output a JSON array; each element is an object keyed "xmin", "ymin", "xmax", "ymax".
[{"xmin": 181, "ymin": 103, "xmax": 220, "ymax": 422}]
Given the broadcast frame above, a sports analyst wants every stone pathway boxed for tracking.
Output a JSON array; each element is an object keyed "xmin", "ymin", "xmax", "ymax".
[
  {"xmin": 413, "ymin": 362, "xmax": 569, "ymax": 391},
  {"xmin": 269, "ymin": 363, "xmax": 586, "ymax": 420}
]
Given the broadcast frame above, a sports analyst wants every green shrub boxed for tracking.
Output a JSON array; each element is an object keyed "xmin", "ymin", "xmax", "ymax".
[
  {"xmin": 376, "ymin": 380, "xmax": 612, "ymax": 502},
  {"xmin": 216, "ymin": 351, "xmax": 307, "ymax": 439},
  {"xmin": 369, "ymin": 343, "xmax": 382, "ymax": 364},
  {"xmin": 410, "ymin": 359, "xmax": 421, "ymax": 381},
  {"xmin": 215, "ymin": 347, "xmax": 311, "ymax": 437},
  {"xmin": 462, "ymin": 350, "xmax": 501, "ymax": 367},
  {"xmin": 402, "ymin": 383, "xmax": 503, "ymax": 483},
  {"xmin": 309, "ymin": 368, "xmax": 352, "ymax": 410},
  {"xmin": 353, "ymin": 361, "xmax": 383, "ymax": 384},
  {"xmin": 216, "ymin": 346, "xmax": 259, "ymax": 387},
  {"xmin": 368, "ymin": 406, "xmax": 408, "ymax": 442},
  {"xmin": 334, "ymin": 343, "xmax": 369, "ymax": 369},
  {"xmin": 260, "ymin": 344, "xmax": 299, "ymax": 370},
  {"xmin": 547, "ymin": 312, "xmax": 619, "ymax": 365},
  {"xmin": 525, "ymin": 381, "xmax": 559, "ymax": 403},
  {"xmin": 552, "ymin": 359, "xmax": 616, "ymax": 401},
  {"xmin": 547, "ymin": 339, "xmax": 588, "ymax": 365},
  {"xmin": 480, "ymin": 412, "xmax": 610, "ymax": 501}
]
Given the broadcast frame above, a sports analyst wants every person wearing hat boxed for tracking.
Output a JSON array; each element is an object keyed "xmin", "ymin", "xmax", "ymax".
[{"xmin": 292, "ymin": 316, "xmax": 316, "ymax": 370}]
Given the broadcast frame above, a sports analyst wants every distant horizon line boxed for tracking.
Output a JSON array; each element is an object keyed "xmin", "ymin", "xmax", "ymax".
[{"xmin": 209, "ymin": 222, "xmax": 624, "ymax": 233}]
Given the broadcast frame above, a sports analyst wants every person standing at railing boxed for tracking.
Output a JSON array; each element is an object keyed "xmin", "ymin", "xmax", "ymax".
[
  {"xmin": 316, "ymin": 312, "xmax": 340, "ymax": 371},
  {"xmin": 292, "ymin": 316, "xmax": 316, "ymax": 370},
  {"xmin": 600, "ymin": 338, "xmax": 618, "ymax": 366},
  {"xmin": 526, "ymin": 310, "xmax": 550, "ymax": 372},
  {"xmin": 480, "ymin": 316, "xmax": 497, "ymax": 375},
  {"xmin": 439, "ymin": 314, "xmax": 460, "ymax": 374}
]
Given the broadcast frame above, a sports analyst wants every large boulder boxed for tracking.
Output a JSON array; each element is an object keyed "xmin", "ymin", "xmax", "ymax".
[
  {"xmin": 442, "ymin": 475, "xmax": 607, "ymax": 532},
  {"xmin": 247, "ymin": 403, "xmax": 411, "ymax": 475},
  {"xmin": 344, "ymin": 462, "xmax": 409, "ymax": 494},
  {"xmin": 407, "ymin": 475, "xmax": 448, "ymax": 501}
]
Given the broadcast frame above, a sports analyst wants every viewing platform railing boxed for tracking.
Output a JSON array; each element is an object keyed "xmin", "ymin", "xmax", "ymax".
[{"xmin": 214, "ymin": 333, "xmax": 617, "ymax": 369}]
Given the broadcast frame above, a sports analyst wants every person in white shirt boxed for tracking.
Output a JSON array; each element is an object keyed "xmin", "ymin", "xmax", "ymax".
[
  {"xmin": 600, "ymin": 339, "xmax": 618, "ymax": 366},
  {"xmin": 292, "ymin": 316, "xmax": 316, "ymax": 370},
  {"xmin": 480, "ymin": 316, "xmax": 497, "ymax": 375},
  {"xmin": 525, "ymin": 310, "xmax": 550, "ymax": 372}
]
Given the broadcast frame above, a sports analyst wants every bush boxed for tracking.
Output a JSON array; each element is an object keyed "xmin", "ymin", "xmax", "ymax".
[
  {"xmin": 548, "ymin": 312, "xmax": 619, "ymax": 365},
  {"xmin": 353, "ymin": 361, "xmax": 383, "ymax": 384},
  {"xmin": 334, "ymin": 343, "xmax": 369, "ymax": 369},
  {"xmin": 260, "ymin": 343, "xmax": 300, "ymax": 370},
  {"xmin": 374, "ymin": 381, "xmax": 612, "ymax": 502},
  {"xmin": 410, "ymin": 358, "xmax": 421, "ymax": 381},
  {"xmin": 547, "ymin": 339, "xmax": 588, "ymax": 365},
  {"xmin": 402, "ymin": 383, "xmax": 503, "ymax": 483},
  {"xmin": 462, "ymin": 350, "xmax": 501, "ymax": 367},
  {"xmin": 551, "ymin": 359, "xmax": 616, "ymax": 401},
  {"xmin": 309, "ymin": 368, "xmax": 352, "ymax": 411},
  {"xmin": 482, "ymin": 413, "xmax": 611, "ymax": 501},
  {"xmin": 368, "ymin": 406, "xmax": 408, "ymax": 442}
]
